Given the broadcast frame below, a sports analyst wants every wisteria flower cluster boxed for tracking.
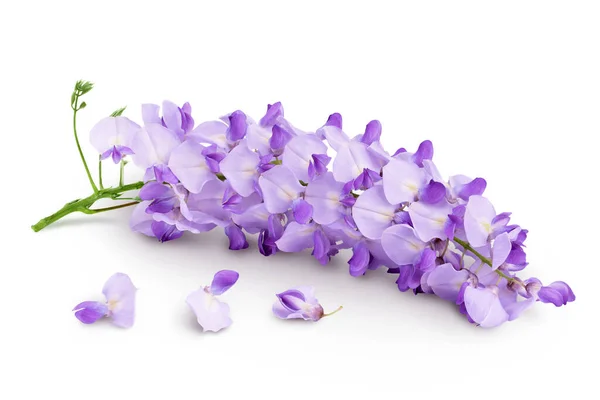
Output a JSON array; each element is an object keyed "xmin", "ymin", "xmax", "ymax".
[{"xmin": 35, "ymin": 81, "xmax": 575, "ymax": 329}]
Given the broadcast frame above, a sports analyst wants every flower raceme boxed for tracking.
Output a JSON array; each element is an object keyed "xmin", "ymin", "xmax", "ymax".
[{"xmin": 35, "ymin": 82, "xmax": 575, "ymax": 329}]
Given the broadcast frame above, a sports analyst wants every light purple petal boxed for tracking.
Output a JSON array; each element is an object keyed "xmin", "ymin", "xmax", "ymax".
[
  {"xmin": 381, "ymin": 224, "xmax": 427, "ymax": 265},
  {"xmin": 349, "ymin": 241, "xmax": 371, "ymax": 277},
  {"xmin": 259, "ymin": 102, "xmax": 284, "ymax": 126},
  {"xmin": 272, "ymin": 300, "xmax": 301, "ymax": 319},
  {"xmin": 168, "ymin": 140, "xmax": 215, "ymax": 193},
  {"xmin": 139, "ymin": 181, "xmax": 171, "ymax": 201},
  {"xmin": 498, "ymin": 289, "xmax": 535, "ymax": 321},
  {"xmin": 275, "ymin": 222, "xmax": 317, "ymax": 252},
  {"xmin": 419, "ymin": 181, "xmax": 447, "ymax": 204},
  {"xmin": 210, "ymin": 270, "xmax": 240, "ymax": 295},
  {"xmin": 162, "ymin": 100, "xmax": 184, "ymax": 138},
  {"xmin": 227, "ymin": 110, "xmax": 247, "ymax": 142},
  {"xmin": 463, "ymin": 286, "xmax": 509, "ymax": 328},
  {"xmin": 333, "ymin": 141, "xmax": 382, "ymax": 182},
  {"xmin": 181, "ymin": 179, "xmax": 231, "ymax": 226},
  {"xmin": 360, "ymin": 120, "xmax": 382, "ymax": 145},
  {"xmin": 464, "ymin": 195, "xmax": 496, "ymax": 247},
  {"xmin": 547, "ymin": 281, "xmax": 576, "ymax": 303},
  {"xmin": 412, "ymin": 140, "xmax": 433, "ymax": 167},
  {"xmin": 258, "ymin": 165, "xmax": 304, "ymax": 213},
  {"xmin": 325, "ymin": 113, "xmax": 343, "ymax": 129},
  {"xmin": 407, "ymin": 200, "xmax": 452, "ymax": 242},
  {"xmin": 491, "ymin": 232, "xmax": 511, "ymax": 270},
  {"xmin": 319, "ymin": 125, "xmax": 350, "ymax": 151},
  {"xmin": 352, "ymin": 185, "xmax": 396, "ymax": 240},
  {"xmin": 141, "ymin": 103, "xmax": 161, "ymax": 125},
  {"xmin": 231, "ymin": 203, "xmax": 271, "ymax": 234},
  {"xmin": 538, "ymin": 287, "xmax": 565, "ymax": 307},
  {"xmin": 382, "ymin": 158, "xmax": 428, "ymax": 204},
  {"xmin": 73, "ymin": 301, "xmax": 108, "ymax": 324},
  {"xmin": 246, "ymin": 123, "xmax": 272, "ymax": 155},
  {"xmin": 292, "ymin": 198, "xmax": 313, "ymax": 224},
  {"xmin": 426, "ymin": 263, "xmax": 471, "ymax": 302},
  {"xmin": 151, "ymin": 220, "xmax": 185, "ymax": 242},
  {"xmin": 131, "ymin": 123, "xmax": 181, "ymax": 169},
  {"xmin": 276, "ymin": 289, "xmax": 307, "ymax": 312},
  {"xmin": 188, "ymin": 120, "xmax": 229, "ymax": 148},
  {"xmin": 312, "ymin": 229, "xmax": 331, "ymax": 265},
  {"xmin": 90, "ymin": 116, "xmax": 140, "ymax": 154},
  {"xmin": 304, "ymin": 172, "xmax": 345, "ymax": 225},
  {"xmin": 269, "ymin": 125, "xmax": 293, "ymax": 151},
  {"xmin": 281, "ymin": 134, "xmax": 328, "ymax": 182},
  {"xmin": 147, "ymin": 197, "xmax": 176, "ymax": 214},
  {"xmin": 458, "ymin": 177, "xmax": 487, "ymax": 201},
  {"xmin": 102, "ymin": 273, "xmax": 137, "ymax": 328},
  {"xmin": 186, "ymin": 289, "xmax": 232, "ymax": 332},
  {"xmin": 353, "ymin": 168, "xmax": 382, "ymax": 190},
  {"xmin": 219, "ymin": 142, "xmax": 260, "ymax": 197},
  {"xmin": 129, "ymin": 201, "xmax": 155, "ymax": 236},
  {"xmin": 224, "ymin": 224, "xmax": 249, "ymax": 250}
]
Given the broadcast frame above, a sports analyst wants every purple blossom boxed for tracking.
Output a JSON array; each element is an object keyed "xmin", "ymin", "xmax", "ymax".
[
  {"xmin": 74, "ymin": 97, "xmax": 577, "ymax": 329},
  {"xmin": 272, "ymin": 286, "xmax": 342, "ymax": 321},
  {"xmin": 89, "ymin": 116, "xmax": 140, "ymax": 163},
  {"xmin": 186, "ymin": 270, "xmax": 239, "ymax": 332},
  {"xmin": 142, "ymin": 101, "xmax": 195, "ymax": 140},
  {"xmin": 73, "ymin": 273, "xmax": 137, "ymax": 328}
]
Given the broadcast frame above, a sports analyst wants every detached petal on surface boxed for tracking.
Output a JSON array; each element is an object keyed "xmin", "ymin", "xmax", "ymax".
[
  {"xmin": 102, "ymin": 273, "xmax": 137, "ymax": 328},
  {"xmin": 210, "ymin": 270, "xmax": 240, "ymax": 295},
  {"xmin": 186, "ymin": 289, "xmax": 233, "ymax": 332},
  {"xmin": 73, "ymin": 301, "xmax": 108, "ymax": 324}
]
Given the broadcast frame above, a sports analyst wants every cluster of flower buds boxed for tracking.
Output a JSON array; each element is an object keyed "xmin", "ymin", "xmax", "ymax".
[{"xmin": 52, "ymin": 84, "xmax": 574, "ymax": 329}]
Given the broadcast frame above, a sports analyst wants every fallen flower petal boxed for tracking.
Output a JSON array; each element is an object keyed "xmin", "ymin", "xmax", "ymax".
[
  {"xmin": 273, "ymin": 286, "xmax": 342, "ymax": 322},
  {"xmin": 73, "ymin": 273, "xmax": 137, "ymax": 328}
]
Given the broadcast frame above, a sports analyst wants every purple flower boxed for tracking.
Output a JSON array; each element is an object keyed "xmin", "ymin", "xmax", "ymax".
[
  {"xmin": 142, "ymin": 101, "xmax": 194, "ymax": 140},
  {"xmin": 186, "ymin": 270, "xmax": 239, "ymax": 332},
  {"xmin": 67, "ymin": 94, "xmax": 577, "ymax": 329},
  {"xmin": 275, "ymin": 221, "xmax": 337, "ymax": 264},
  {"xmin": 460, "ymin": 285, "xmax": 509, "ymax": 328},
  {"xmin": 272, "ymin": 286, "xmax": 342, "ymax": 321},
  {"xmin": 89, "ymin": 116, "xmax": 140, "ymax": 163},
  {"xmin": 131, "ymin": 123, "xmax": 181, "ymax": 172},
  {"xmin": 168, "ymin": 140, "xmax": 216, "ymax": 193},
  {"xmin": 219, "ymin": 141, "xmax": 260, "ymax": 196},
  {"xmin": 73, "ymin": 273, "xmax": 137, "ymax": 328},
  {"xmin": 382, "ymin": 158, "xmax": 428, "ymax": 204},
  {"xmin": 304, "ymin": 172, "xmax": 346, "ymax": 225},
  {"xmin": 258, "ymin": 165, "xmax": 305, "ymax": 213},
  {"xmin": 333, "ymin": 140, "xmax": 382, "ymax": 182},
  {"xmin": 463, "ymin": 195, "xmax": 506, "ymax": 247},
  {"xmin": 352, "ymin": 185, "xmax": 399, "ymax": 240},
  {"xmin": 281, "ymin": 134, "xmax": 327, "ymax": 182}
]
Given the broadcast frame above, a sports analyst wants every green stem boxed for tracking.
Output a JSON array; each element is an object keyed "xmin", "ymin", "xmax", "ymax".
[
  {"xmin": 31, "ymin": 182, "xmax": 144, "ymax": 232},
  {"xmin": 322, "ymin": 306, "xmax": 343, "ymax": 318},
  {"xmin": 85, "ymin": 201, "xmax": 139, "ymax": 214},
  {"xmin": 73, "ymin": 97, "xmax": 98, "ymax": 193},
  {"xmin": 452, "ymin": 237, "xmax": 518, "ymax": 283},
  {"xmin": 98, "ymin": 156, "xmax": 104, "ymax": 189},
  {"xmin": 119, "ymin": 160, "xmax": 125, "ymax": 186}
]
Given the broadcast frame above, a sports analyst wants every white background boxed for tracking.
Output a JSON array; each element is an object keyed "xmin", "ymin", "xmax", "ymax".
[{"xmin": 2, "ymin": 1, "xmax": 598, "ymax": 398}]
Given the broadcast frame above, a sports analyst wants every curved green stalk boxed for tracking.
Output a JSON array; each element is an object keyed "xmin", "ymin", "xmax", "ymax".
[{"xmin": 31, "ymin": 182, "xmax": 144, "ymax": 232}]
